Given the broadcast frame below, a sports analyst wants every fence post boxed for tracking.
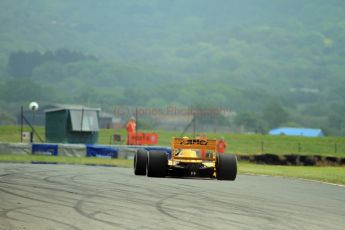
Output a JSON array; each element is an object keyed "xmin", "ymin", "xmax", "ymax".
[
  {"xmin": 335, "ymin": 143, "xmax": 337, "ymax": 153},
  {"xmin": 261, "ymin": 141, "xmax": 264, "ymax": 153},
  {"xmin": 298, "ymin": 142, "xmax": 301, "ymax": 153}
]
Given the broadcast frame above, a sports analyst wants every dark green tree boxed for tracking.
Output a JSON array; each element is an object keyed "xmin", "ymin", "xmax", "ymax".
[
  {"xmin": 262, "ymin": 102, "xmax": 289, "ymax": 129},
  {"xmin": 234, "ymin": 112, "xmax": 257, "ymax": 130}
]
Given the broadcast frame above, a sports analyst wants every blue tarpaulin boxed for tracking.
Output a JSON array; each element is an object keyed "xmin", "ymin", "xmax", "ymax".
[
  {"xmin": 86, "ymin": 145, "xmax": 118, "ymax": 158},
  {"xmin": 269, "ymin": 127, "xmax": 324, "ymax": 137},
  {"xmin": 32, "ymin": 144, "xmax": 58, "ymax": 156}
]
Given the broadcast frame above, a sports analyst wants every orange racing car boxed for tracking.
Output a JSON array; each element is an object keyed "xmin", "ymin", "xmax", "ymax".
[{"xmin": 134, "ymin": 137, "xmax": 237, "ymax": 180}]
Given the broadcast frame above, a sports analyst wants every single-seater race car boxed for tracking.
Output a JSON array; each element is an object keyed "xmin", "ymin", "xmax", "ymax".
[{"xmin": 134, "ymin": 137, "xmax": 237, "ymax": 180}]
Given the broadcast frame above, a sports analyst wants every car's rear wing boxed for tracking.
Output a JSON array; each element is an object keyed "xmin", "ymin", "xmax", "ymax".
[
  {"xmin": 172, "ymin": 137, "xmax": 217, "ymax": 151},
  {"xmin": 171, "ymin": 137, "xmax": 217, "ymax": 162}
]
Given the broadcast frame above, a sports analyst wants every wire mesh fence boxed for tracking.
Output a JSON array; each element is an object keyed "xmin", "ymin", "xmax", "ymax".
[{"xmin": 227, "ymin": 138, "xmax": 345, "ymax": 156}]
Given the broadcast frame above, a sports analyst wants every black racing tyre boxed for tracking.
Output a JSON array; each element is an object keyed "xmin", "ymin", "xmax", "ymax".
[
  {"xmin": 134, "ymin": 149, "xmax": 148, "ymax": 175},
  {"xmin": 146, "ymin": 150, "xmax": 168, "ymax": 177},
  {"xmin": 216, "ymin": 154, "xmax": 237, "ymax": 181}
]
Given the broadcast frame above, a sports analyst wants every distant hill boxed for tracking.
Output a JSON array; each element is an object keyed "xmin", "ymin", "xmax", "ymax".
[{"xmin": 0, "ymin": 0, "xmax": 345, "ymax": 135}]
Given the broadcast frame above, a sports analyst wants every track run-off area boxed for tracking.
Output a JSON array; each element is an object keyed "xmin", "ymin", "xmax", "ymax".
[{"xmin": 0, "ymin": 163, "xmax": 344, "ymax": 230}]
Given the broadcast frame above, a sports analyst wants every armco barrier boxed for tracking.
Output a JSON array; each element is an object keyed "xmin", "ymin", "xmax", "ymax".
[
  {"xmin": 86, "ymin": 145, "xmax": 118, "ymax": 158},
  {"xmin": 1, "ymin": 142, "xmax": 170, "ymax": 160},
  {"xmin": 58, "ymin": 144, "xmax": 86, "ymax": 157},
  {"xmin": 0, "ymin": 143, "xmax": 31, "ymax": 155},
  {"xmin": 32, "ymin": 144, "xmax": 58, "ymax": 156}
]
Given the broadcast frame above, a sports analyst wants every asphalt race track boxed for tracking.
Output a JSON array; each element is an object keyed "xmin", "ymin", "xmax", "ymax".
[{"xmin": 0, "ymin": 164, "xmax": 344, "ymax": 230}]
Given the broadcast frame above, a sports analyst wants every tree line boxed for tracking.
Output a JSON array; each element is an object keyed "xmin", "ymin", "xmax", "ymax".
[{"xmin": 7, "ymin": 49, "xmax": 97, "ymax": 78}]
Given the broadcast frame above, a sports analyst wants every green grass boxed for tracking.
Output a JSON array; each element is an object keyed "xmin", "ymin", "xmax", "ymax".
[
  {"xmin": 1, "ymin": 125, "xmax": 345, "ymax": 156},
  {"xmin": 100, "ymin": 127, "xmax": 345, "ymax": 156},
  {"xmin": 0, "ymin": 125, "xmax": 45, "ymax": 143},
  {"xmin": 239, "ymin": 161, "xmax": 345, "ymax": 185}
]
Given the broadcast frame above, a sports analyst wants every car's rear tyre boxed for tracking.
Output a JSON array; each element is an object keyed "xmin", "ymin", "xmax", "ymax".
[
  {"xmin": 134, "ymin": 149, "xmax": 148, "ymax": 175},
  {"xmin": 147, "ymin": 150, "xmax": 168, "ymax": 177},
  {"xmin": 216, "ymin": 153, "xmax": 237, "ymax": 181}
]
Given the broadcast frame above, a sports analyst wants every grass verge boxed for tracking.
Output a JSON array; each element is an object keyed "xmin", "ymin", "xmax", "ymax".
[
  {"xmin": 0, "ymin": 154, "xmax": 344, "ymax": 185},
  {"xmin": 239, "ymin": 161, "xmax": 345, "ymax": 185}
]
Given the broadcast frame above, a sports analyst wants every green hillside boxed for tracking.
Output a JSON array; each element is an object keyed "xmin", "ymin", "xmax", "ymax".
[{"xmin": 1, "ymin": 1, "xmax": 345, "ymax": 135}]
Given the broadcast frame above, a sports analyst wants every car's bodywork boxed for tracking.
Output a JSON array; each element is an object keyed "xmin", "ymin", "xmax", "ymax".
[{"xmin": 168, "ymin": 137, "xmax": 217, "ymax": 178}]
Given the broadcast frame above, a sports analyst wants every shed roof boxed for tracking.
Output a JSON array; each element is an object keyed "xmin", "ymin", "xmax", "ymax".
[
  {"xmin": 45, "ymin": 104, "xmax": 100, "ymax": 113},
  {"xmin": 269, "ymin": 127, "xmax": 324, "ymax": 137}
]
